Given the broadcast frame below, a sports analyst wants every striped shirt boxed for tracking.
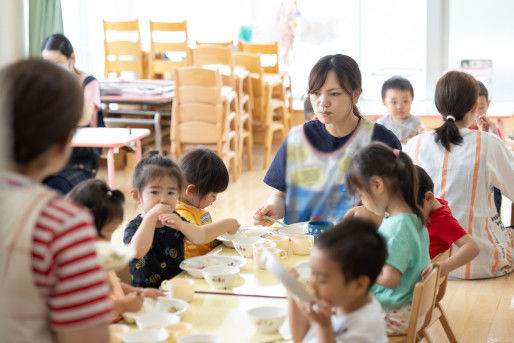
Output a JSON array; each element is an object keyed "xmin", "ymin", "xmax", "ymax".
[{"xmin": 3, "ymin": 172, "xmax": 114, "ymax": 330}]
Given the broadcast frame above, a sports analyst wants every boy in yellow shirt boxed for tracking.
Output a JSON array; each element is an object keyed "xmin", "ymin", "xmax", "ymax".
[{"xmin": 177, "ymin": 148, "xmax": 229, "ymax": 258}]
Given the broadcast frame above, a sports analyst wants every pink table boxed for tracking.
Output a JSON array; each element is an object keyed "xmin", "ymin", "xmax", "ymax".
[{"xmin": 71, "ymin": 127, "xmax": 150, "ymax": 188}]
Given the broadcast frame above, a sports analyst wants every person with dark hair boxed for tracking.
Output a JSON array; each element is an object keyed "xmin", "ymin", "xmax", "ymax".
[
  {"xmin": 344, "ymin": 142, "xmax": 430, "ymax": 336},
  {"xmin": 288, "ymin": 217, "xmax": 387, "ymax": 342},
  {"xmin": 377, "ymin": 76, "xmax": 424, "ymax": 143},
  {"xmin": 405, "ymin": 71, "xmax": 514, "ymax": 280},
  {"xmin": 0, "ymin": 59, "xmax": 112, "ymax": 342},
  {"xmin": 123, "ymin": 151, "xmax": 240, "ymax": 288},
  {"xmin": 414, "ymin": 166, "xmax": 479, "ymax": 278},
  {"xmin": 303, "ymin": 97, "xmax": 315, "ymax": 121},
  {"xmin": 176, "ymin": 148, "xmax": 229, "ymax": 258},
  {"xmin": 254, "ymin": 54, "xmax": 401, "ymax": 226},
  {"xmin": 68, "ymin": 179, "xmax": 164, "ymax": 321},
  {"xmin": 41, "ymin": 33, "xmax": 105, "ymax": 194}
]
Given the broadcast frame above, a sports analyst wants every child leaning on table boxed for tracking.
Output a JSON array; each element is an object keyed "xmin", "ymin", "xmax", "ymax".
[
  {"xmin": 288, "ymin": 217, "xmax": 388, "ymax": 343},
  {"xmin": 123, "ymin": 151, "xmax": 240, "ymax": 288},
  {"xmin": 177, "ymin": 148, "xmax": 229, "ymax": 258},
  {"xmin": 415, "ymin": 166, "xmax": 480, "ymax": 278},
  {"xmin": 68, "ymin": 179, "xmax": 164, "ymax": 321}
]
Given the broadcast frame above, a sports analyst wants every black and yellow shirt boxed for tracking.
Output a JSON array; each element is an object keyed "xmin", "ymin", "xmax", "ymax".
[{"xmin": 123, "ymin": 213, "xmax": 185, "ymax": 288}]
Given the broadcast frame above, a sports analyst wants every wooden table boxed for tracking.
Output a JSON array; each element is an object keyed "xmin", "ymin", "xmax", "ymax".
[{"xmin": 72, "ymin": 127, "xmax": 150, "ymax": 188}]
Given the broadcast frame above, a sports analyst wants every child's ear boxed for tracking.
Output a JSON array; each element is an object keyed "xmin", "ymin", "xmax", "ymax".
[
  {"xmin": 185, "ymin": 184, "xmax": 197, "ymax": 196},
  {"xmin": 424, "ymin": 191, "xmax": 435, "ymax": 203},
  {"xmin": 352, "ymin": 88, "xmax": 362, "ymax": 104},
  {"xmin": 353, "ymin": 275, "xmax": 371, "ymax": 296},
  {"xmin": 370, "ymin": 175, "xmax": 384, "ymax": 194}
]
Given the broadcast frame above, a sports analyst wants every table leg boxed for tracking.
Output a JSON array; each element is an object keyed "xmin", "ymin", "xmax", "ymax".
[
  {"xmin": 136, "ymin": 139, "xmax": 142, "ymax": 161},
  {"xmin": 107, "ymin": 148, "xmax": 115, "ymax": 189}
]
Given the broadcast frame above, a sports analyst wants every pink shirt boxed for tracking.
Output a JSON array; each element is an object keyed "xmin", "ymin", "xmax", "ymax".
[{"xmin": 79, "ymin": 74, "xmax": 101, "ymax": 127}]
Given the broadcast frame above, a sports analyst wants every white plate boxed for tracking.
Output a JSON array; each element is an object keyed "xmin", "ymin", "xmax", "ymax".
[
  {"xmin": 179, "ymin": 255, "xmax": 245, "ymax": 278},
  {"xmin": 156, "ymin": 297, "xmax": 189, "ymax": 316},
  {"xmin": 96, "ymin": 242, "xmax": 134, "ymax": 271},
  {"xmin": 294, "ymin": 260, "xmax": 311, "ymax": 283},
  {"xmin": 260, "ymin": 251, "xmax": 316, "ymax": 303},
  {"xmin": 218, "ymin": 226, "xmax": 274, "ymax": 248}
]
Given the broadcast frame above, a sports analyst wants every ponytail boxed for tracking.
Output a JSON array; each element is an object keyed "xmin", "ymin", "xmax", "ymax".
[{"xmin": 434, "ymin": 116, "xmax": 462, "ymax": 151}]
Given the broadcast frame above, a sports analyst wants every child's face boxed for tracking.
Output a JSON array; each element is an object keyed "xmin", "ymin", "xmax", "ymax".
[
  {"xmin": 100, "ymin": 218, "xmax": 122, "ymax": 242},
  {"xmin": 41, "ymin": 49, "xmax": 73, "ymax": 72},
  {"xmin": 309, "ymin": 70, "xmax": 360, "ymax": 127},
  {"xmin": 197, "ymin": 192, "xmax": 218, "ymax": 209},
  {"xmin": 357, "ymin": 181, "xmax": 387, "ymax": 216},
  {"xmin": 310, "ymin": 247, "xmax": 368, "ymax": 308},
  {"xmin": 474, "ymin": 95, "xmax": 490, "ymax": 117},
  {"xmin": 383, "ymin": 89, "xmax": 413, "ymax": 121},
  {"xmin": 138, "ymin": 176, "xmax": 179, "ymax": 214}
]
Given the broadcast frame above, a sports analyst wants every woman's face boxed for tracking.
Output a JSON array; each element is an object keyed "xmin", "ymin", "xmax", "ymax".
[
  {"xmin": 309, "ymin": 70, "xmax": 361, "ymax": 127},
  {"xmin": 41, "ymin": 50, "xmax": 72, "ymax": 72}
]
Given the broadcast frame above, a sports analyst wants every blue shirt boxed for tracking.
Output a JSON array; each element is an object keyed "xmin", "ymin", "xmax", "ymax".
[{"xmin": 264, "ymin": 118, "xmax": 401, "ymax": 192}]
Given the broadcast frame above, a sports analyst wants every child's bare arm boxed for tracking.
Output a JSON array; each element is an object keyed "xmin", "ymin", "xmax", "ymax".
[
  {"xmin": 129, "ymin": 204, "xmax": 171, "ymax": 258},
  {"xmin": 344, "ymin": 206, "xmax": 383, "ymax": 227},
  {"xmin": 375, "ymin": 263, "xmax": 402, "ymax": 288},
  {"xmin": 440, "ymin": 235, "xmax": 479, "ymax": 275}
]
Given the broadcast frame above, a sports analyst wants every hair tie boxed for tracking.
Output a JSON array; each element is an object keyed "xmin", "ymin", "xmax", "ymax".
[
  {"xmin": 446, "ymin": 115, "xmax": 456, "ymax": 121},
  {"xmin": 107, "ymin": 190, "xmax": 112, "ymax": 197},
  {"xmin": 393, "ymin": 149, "xmax": 400, "ymax": 158}
]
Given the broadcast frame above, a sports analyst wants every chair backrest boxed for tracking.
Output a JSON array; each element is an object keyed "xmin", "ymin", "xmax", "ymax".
[
  {"xmin": 432, "ymin": 247, "xmax": 452, "ymax": 303},
  {"xmin": 238, "ymin": 41, "xmax": 279, "ymax": 73},
  {"xmin": 234, "ymin": 52, "xmax": 264, "ymax": 96},
  {"xmin": 404, "ymin": 264, "xmax": 440, "ymax": 342},
  {"xmin": 196, "ymin": 41, "xmax": 234, "ymax": 48},
  {"xmin": 103, "ymin": 20, "xmax": 143, "ymax": 78},
  {"xmin": 149, "ymin": 20, "xmax": 189, "ymax": 77},
  {"xmin": 189, "ymin": 46, "xmax": 234, "ymax": 72}
]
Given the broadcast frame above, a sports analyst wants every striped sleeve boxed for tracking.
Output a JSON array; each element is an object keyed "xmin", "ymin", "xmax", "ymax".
[{"xmin": 32, "ymin": 197, "xmax": 114, "ymax": 330}]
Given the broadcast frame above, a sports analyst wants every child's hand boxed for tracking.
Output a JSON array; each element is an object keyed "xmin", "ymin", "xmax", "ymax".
[
  {"xmin": 158, "ymin": 213, "xmax": 183, "ymax": 230},
  {"xmin": 122, "ymin": 291, "xmax": 145, "ymax": 313},
  {"xmin": 225, "ymin": 218, "xmax": 240, "ymax": 235},
  {"xmin": 476, "ymin": 115, "xmax": 498, "ymax": 135},
  {"xmin": 140, "ymin": 287, "xmax": 164, "ymax": 300},
  {"xmin": 148, "ymin": 203, "xmax": 173, "ymax": 218},
  {"xmin": 300, "ymin": 300, "xmax": 332, "ymax": 328}
]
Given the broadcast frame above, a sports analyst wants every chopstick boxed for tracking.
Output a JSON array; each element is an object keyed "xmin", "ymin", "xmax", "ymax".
[
  {"xmin": 264, "ymin": 216, "xmax": 289, "ymax": 228},
  {"xmin": 195, "ymin": 290, "xmax": 286, "ymax": 299}
]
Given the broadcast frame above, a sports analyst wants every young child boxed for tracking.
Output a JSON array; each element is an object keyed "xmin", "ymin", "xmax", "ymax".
[
  {"xmin": 304, "ymin": 97, "xmax": 316, "ymax": 121},
  {"xmin": 345, "ymin": 143, "xmax": 430, "ymax": 336},
  {"xmin": 415, "ymin": 166, "xmax": 480, "ymax": 277},
  {"xmin": 288, "ymin": 217, "xmax": 388, "ymax": 343},
  {"xmin": 177, "ymin": 148, "xmax": 229, "ymax": 258},
  {"xmin": 68, "ymin": 179, "xmax": 164, "ymax": 320},
  {"xmin": 0, "ymin": 59, "xmax": 112, "ymax": 342},
  {"xmin": 469, "ymin": 81, "xmax": 502, "ymax": 138},
  {"xmin": 377, "ymin": 76, "xmax": 423, "ymax": 144},
  {"xmin": 123, "ymin": 152, "xmax": 240, "ymax": 288}
]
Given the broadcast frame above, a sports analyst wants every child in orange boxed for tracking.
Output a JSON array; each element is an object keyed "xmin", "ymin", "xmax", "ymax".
[{"xmin": 177, "ymin": 148, "xmax": 230, "ymax": 258}]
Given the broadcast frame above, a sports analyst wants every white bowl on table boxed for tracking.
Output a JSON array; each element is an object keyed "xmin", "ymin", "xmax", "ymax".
[
  {"xmin": 122, "ymin": 329, "xmax": 168, "ymax": 343},
  {"xmin": 156, "ymin": 297, "xmax": 189, "ymax": 316},
  {"xmin": 135, "ymin": 311, "xmax": 180, "ymax": 330},
  {"xmin": 179, "ymin": 255, "xmax": 245, "ymax": 278},
  {"xmin": 278, "ymin": 224, "xmax": 308, "ymax": 237},
  {"xmin": 247, "ymin": 306, "xmax": 288, "ymax": 334},
  {"xmin": 218, "ymin": 226, "xmax": 274, "ymax": 248},
  {"xmin": 232, "ymin": 236, "xmax": 266, "ymax": 258},
  {"xmin": 178, "ymin": 334, "xmax": 222, "ymax": 343},
  {"xmin": 202, "ymin": 265, "xmax": 240, "ymax": 290}
]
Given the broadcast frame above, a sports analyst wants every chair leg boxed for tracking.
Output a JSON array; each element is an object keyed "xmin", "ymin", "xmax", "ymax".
[
  {"xmin": 264, "ymin": 127, "xmax": 273, "ymax": 169},
  {"xmin": 437, "ymin": 304, "xmax": 458, "ymax": 343},
  {"xmin": 246, "ymin": 133, "xmax": 253, "ymax": 170}
]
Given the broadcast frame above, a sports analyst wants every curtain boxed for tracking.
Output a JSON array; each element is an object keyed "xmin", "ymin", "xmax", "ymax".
[{"xmin": 28, "ymin": 0, "xmax": 63, "ymax": 56}]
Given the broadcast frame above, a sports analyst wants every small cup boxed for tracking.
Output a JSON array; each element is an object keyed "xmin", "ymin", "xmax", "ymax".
[
  {"xmin": 252, "ymin": 240, "xmax": 276, "ymax": 258},
  {"xmin": 254, "ymin": 247, "xmax": 286, "ymax": 269},
  {"xmin": 161, "ymin": 278, "xmax": 195, "ymax": 302},
  {"xmin": 163, "ymin": 322, "xmax": 193, "ymax": 343},
  {"xmin": 291, "ymin": 234, "xmax": 314, "ymax": 255},
  {"xmin": 266, "ymin": 234, "xmax": 290, "ymax": 251},
  {"xmin": 232, "ymin": 236, "xmax": 266, "ymax": 258},
  {"xmin": 307, "ymin": 221, "xmax": 333, "ymax": 237}
]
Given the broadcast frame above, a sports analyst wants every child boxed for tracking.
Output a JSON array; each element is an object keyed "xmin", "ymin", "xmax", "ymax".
[
  {"xmin": 288, "ymin": 217, "xmax": 388, "ymax": 343},
  {"xmin": 345, "ymin": 143, "xmax": 430, "ymax": 336},
  {"xmin": 304, "ymin": 97, "xmax": 316, "ymax": 121},
  {"xmin": 0, "ymin": 59, "xmax": 112, "ymax": 342},
  {"xmin": 415, "ymin": 166, "xmax": 480, "ymax": 277},
  {"xmin": 377, "ymin": 76, "xmax": 424, "ymax": 144},
  {"xmin": 469, "ymin": 81, "xmax": 502, "ymax": 138},
  {"xmin": 68, "ymin": 179, "xmax": 164, "ymax": 320},
  {"xmin": 123, "ymin": 152, "xmax": 240, "ymax": 288},
  {"xmin": 177, "ymin": 148, "xmax": 229, "ymax": 258}
]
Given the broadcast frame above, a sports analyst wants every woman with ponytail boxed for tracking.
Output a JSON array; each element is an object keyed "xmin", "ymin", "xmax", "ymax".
[{"xmin": 405, "ymin": 71, "xmax": 514, "ymax": 279}]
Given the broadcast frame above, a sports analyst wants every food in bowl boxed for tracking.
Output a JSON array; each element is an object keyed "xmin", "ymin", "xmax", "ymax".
[
  {"xmin": 95, "ymin": 242, "xmax": 134, "ymax": 271},
  {"xmin": 179, "ymin": 255, "xmax": 245, "ymax": 278}
]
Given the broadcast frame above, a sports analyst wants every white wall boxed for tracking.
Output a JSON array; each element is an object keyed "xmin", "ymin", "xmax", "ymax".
[
  {"xmin": 449, "ymin": 0, "xmax": 514, "ymax": 101},
  {"xmin": 0, "ymin": 0, "xmax": 25, "ymax": 68}
]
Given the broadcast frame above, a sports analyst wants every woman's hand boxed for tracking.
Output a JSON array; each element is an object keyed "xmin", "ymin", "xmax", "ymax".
[{"xmin": 253, "ymin": 204, "xmax": 281, "ymax": 226}]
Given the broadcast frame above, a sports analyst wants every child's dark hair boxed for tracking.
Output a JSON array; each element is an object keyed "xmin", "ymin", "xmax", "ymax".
[
  {"xmin": 67, "ymin": 179, "xmax": 125, "ymax": 237},
  {"xmin": 41, "ymin": 34, "xmax": 74, "ymax": 58},
  {"xmin": 315, "ymin": 217, "xmax": 387, "ymax": 290},
  {"xmin": 133, "ymin": 151, "xmax": 184, "ymax": 193},
  {"xmin": 308, "ymin": 54, "xmax": 362, "ymax": 116},
  {"xmin": 416, "ymin": 166, "xmax": 434, "ymax": 206},
  {"xmin": 434, "ymin": 71, "xmax": 479, "ymax": 151},
  {"xmin": 345, "ymin": 142, "xmax": 424, "ymax": 222},
  {"xmin": 304, "ymin": 97, "xmax": 314, "ymax": 121},
  {"xmin": 381, "ymin": 76, "xmax": 414, "ymax": 100},
  {"xmin": 178, "ymin": 148, "xmax": 229, "ymax": 197},
  {"xmin": 477, "ymin": 81, "xmax": 489, "ymax": 101},
  {"xmin": 0, "ymin": 59, "xmax": 82, "ymax": 164}
]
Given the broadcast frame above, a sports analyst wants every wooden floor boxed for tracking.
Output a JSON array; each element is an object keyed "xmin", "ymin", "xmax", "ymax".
[{"xmin": 100, "ymin": 143, "xmax": 514, "ymax": 343}]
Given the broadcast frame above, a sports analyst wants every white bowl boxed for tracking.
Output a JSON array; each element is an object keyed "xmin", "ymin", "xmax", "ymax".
[
  {"xmin": 202, "ymin": 265, "xmax": 240, "ymax": 289},
  {"xmin": 278, "ymin": 225, "xmax": 308, "ymax": 237},
  {"xmin": 218, "ymin": 226, "xmax": 274, "ymax": 248},
  {"xmin": 294, "ymin": 260, "xmax": 311, "ymax": 283},
  {"xmin": 232, "ymin": 236, "xmax": 266, "ymax": 258},
  {"xmin": 122, "ymin": 297, "xmax": 157, "ymax": 323},
  {"xmin": 178, "ymin": 334, "xmax": 222, "ymax": 343},
  {"xmin": 247, "ymin": 306, "xmax": 288, "ymax": 334},
  {"xmin": 122, "ymin": 329, "xmax": 168, "ymax": 343},
  {"xmin": 95, "ymin": 242, "xmax": 134, "ymax": 271},
  {"xmin": 135, "ymin": 311, "xmax": 180, "ymax": 330},
  {"xmin": 179, "ymin": 255, "xmax": 245, "ymax": 278},
  {"xmin": 156, "ymin": 297, "xmax": 189, "ymax": 316}
]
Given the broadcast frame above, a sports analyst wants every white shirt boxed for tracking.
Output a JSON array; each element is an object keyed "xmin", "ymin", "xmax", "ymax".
[
  {"xmin": 303, "ymin": 296, "xmax": 387, "ymax": 343},
  {"xmin": 377, "ymin": 114, "xmax": 423, "ymax": 142}
]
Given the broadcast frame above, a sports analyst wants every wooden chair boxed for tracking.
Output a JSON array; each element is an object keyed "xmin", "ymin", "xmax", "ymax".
[
  {"xmin": 103, "ymin": 20, "xmax": 144, "ymax": 78},
  {"xmin": 196, "ymin": 41, "xmax": 234, "ymax": 48},
  {"xmin": 389, "ymin": 264, "xmax": 440, "ymax": 343},
  {"xmin": 172, "ymin": 67, "xmax": 238, "ymax": 180},
  {"xmin": 234, "ymin": 52, "xmax": 287, "ymax": 168},
  {"xmin": 426, "ymin": 248, "xmax": 458, "ymax": 343},
  {"xmin": 148, "ymin": 20, "xmax": 189, "ymax": 79}
]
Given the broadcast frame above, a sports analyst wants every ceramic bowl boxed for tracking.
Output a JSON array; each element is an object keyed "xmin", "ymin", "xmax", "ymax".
[
  {"xmin": 202, "ymin": 265, "xmax": 240, "ymax": 289},
  {"xmin": 247, "ymin": 306, "xmax": 287, "ymax": 334},
  {"xmin": 179, "ymin": 255, "xmax": 245, "ymax": 278},
  {"xmin": 122, "ymin": 329, "xmax": 168, "ymax": 343},
  {"xmin": 232, "ymin": 236, "xmax": 266, "ymax": 258},
  {"xmin": 135, "ymin": 311, "xmax": 180, "ymax": 330},
  {"xmin": 156, "ymin": 297, "xmax": 189, "ymax": 316},
  {"xmin": 218, "ymin": 226, "xmax": 274, "ymax": 248},
  {"xmin": 95, "ymin": 242, "xmax": 134, "ymax": 271},
  {"xmin": 178, "ymin": 334, "xmax": 222, "ymax": 343}
]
